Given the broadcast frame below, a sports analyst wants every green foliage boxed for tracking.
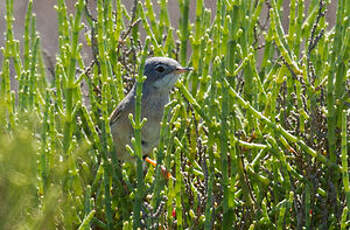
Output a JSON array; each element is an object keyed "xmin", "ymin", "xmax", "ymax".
[{"xmin": 0, "ymin": 0, "xmax": 350, "ymax": 229}]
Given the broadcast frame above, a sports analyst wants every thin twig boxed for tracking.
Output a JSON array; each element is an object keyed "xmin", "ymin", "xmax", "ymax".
[
  {"xmin": 42, "ymin": 49, "xmax": 55, "ymax": 78},
  {"xmin": 307, "ymin": 0, "xmax": 326, "ymax": 84},
  {"xmin": 84, "ymin": 0, "xmax": 99, "ymax": 70}
]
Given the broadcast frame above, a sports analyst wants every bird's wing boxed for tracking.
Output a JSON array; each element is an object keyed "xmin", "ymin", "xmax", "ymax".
[
  {"xmin": 109, "ymin": 103, "xmax": 124, "ymax": 125},
  {"xmin": 109, "ymin": 95, "xmax": 133, "ymax": 126}
]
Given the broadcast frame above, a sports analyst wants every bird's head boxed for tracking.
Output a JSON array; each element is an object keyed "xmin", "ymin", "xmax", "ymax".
[{"xmin": 143, "ymin": 57, "xmax": 192, "ymax": 90}]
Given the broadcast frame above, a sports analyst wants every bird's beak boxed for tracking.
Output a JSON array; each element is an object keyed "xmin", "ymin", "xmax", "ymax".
[{"xmin": 174, "ymin": 67, "xmax": 193, "ymax": 74}]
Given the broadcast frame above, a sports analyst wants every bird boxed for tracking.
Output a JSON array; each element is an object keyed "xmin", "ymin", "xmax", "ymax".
[{"xmin": 110, "ymin": 57, "xmax": 192, "ymax": 162}]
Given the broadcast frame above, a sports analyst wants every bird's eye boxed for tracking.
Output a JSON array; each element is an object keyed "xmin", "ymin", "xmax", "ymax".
[{"xmin": 155, "ymin": 66, "xmax": 165, "ymax": 72}]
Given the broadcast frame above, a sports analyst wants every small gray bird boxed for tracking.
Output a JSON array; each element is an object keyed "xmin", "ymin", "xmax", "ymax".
[{"xmin": 110, "ymin": 57, "xmax": 192, "ymax": 161}]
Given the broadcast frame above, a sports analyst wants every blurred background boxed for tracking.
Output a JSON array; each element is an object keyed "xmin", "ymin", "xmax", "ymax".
[{"xmin": 0, "ymin": 0, "xmax": 337, "ymax": 69}]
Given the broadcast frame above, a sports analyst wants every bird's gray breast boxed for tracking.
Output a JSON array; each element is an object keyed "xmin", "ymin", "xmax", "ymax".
[{"xmin": 140, "ymin": 89, "xmax": 169, "ymax": 152}]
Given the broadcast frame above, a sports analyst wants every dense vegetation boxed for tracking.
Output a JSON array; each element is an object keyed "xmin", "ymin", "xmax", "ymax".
[{"xmin": 0, "ymin": 0, "xmax": 349, "ymax": 229}]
